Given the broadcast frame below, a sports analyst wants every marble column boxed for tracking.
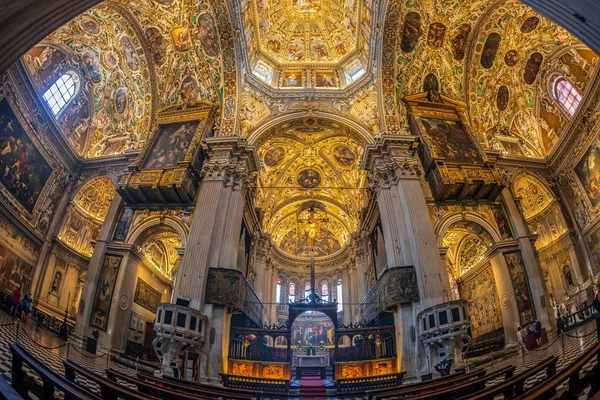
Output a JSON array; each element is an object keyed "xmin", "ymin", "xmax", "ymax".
[
  {"xmin": 363, "ymin": 136, "xmax": 451, "ymax": 377},
  {"xmin": 489, "ymin": 249, "xmax": 521, "ymax": 344},
  {"xmin": 74, "ymin": 193, "xmax": 123, "ymax": 342},
  {"xmin": 501, "ymin": 188, "xmax": 552, "ymax": 331}
]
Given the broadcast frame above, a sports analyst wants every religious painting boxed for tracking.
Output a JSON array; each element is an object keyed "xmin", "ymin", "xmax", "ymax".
[
  {"xmin": 142, "ymin": 121, "xmax": 200, "ymax": 169},
  {"xmin": 282, "ymin": 71, "xmax": 303, "ymax": 88},
  {"xmin": 499, "ymin": 139, "xmax": 525, "ymax": 157},
  {"xmin": 145, "ymin": 27, "xmax": 167, "ymax": 65},
  {"xmin": 312, "ymin": 40, "xmax": 329, "ymax": 61},
  {"xmin": 196, "ymin": 14, "xmax": 220, "ymax": 57},
  {"xmin": 333, "ymin": 145, "xmax": 355, "ymax": 166},
  {"xmin": 287, "ymin": 40, "xmax": 305, "ymax": 61},
  {"xmin": 290, "ymin": 311, "xmax": 333, "ymax": 346},
  {"xmin": 480, "ymin": 32, "xmax": 501, "ymax": 69},
  {"xmin": 585, "ymin": 225, "xmax": 600, "ymax": 274},
  {"xmin": 232, "ymin": 362, "xmax": 253, "ymax": 377},
  {"xmin": 497, "ymin": 85, "xmax": 509, "ymax": 111},
  {"xmin": 575, "ymin": 134, "xmax": 600, "ymax": 206},
  {"xmin": 504, "ymin": 252, "xmax": 536, "ymax": 326},
  {"xmin": 180, "ymin": 77, "xmax": 199, "ymax": 107},
  {"xmin": 504, "ymin": 50, "xmax": 518, "ymax": 67},
  {"xmin": 400, "ymin": 12, "xmax": 422, "ymax": 53},
  {"xmin": 419, "ymin": 117, "xmax": 483, "ymax": 165},
  {"xmin": 524, "ymin": 52, "xmax": 543, "ymax": 85},
  {"xmin": 82, "ymin": 53, "xmax": 102, "ymax": 83},
  {"xmin": 458, "ymin": 265, "xmax": 502, "ymax": 338},
  {"xmin": 520, "ymin": 16, "xmax": 540, "ymax": 33},
  {"xmin": 450, "ymin": 24, "xmax": 471, "ymax": 61},
  {"xmin": 114, "ymin": 208, "xmax": 134, "ymax": 241},
  {"xmin": 115, "ymin": 88, "xmax": 128, "ymax": 115},
  {"xmin": 0, "ymin": 99, "xmax": 52, "ymax": 212},
  {"xmin": 427, "ymin": 22, "xmax": 446, "ymax": 49},
  {"xmin": 423, "ymin": 73, "xmax": 439, "ymax": 92},
  {"xmin": 120, "ymin": 36, "xmax": 139, "ymax": 71},
  {"xmin": 134, "ymin": 278, "xmax": 162, "ymax": 312},
  {"xmin": 297, "ymin": 169, "xmax": 321, "ymax": 188},
  {"xmin": 267, "ymin": 35, "xmax": 283, "ymax": 55},
  {"xmin": 262, "ymin": 365, "xmax": 284, "ymax": 379},
  {"xmin": 341, "ymin": 364, "xmax": 363, "ymax": 379},
  {"xmin": 90, "ymin": 255, "xmax": 122, "ymax": 331},
  {"xmin": 171, "ymin": 27, "xmax": 193, "ymax": 52},
  {"xmin": 314, "ymin": 71, "xmax": 336, "ymax": 88},
  {"xmin": 490, "ymin": 204, "xmax": 513, "ymax": 239},
  {"xmin": 294, "ymin": 0, "xmax": 321, "ymax": 13},
  {"xmin": 333, "ymin": 32, "xmax": 347, "ymax": 56},
  {"xmin": 103, "ymin": 52, "xmax": 119, "ymax": 69},
  {"xmin": 264, "ymin": 146, "xmax": 285, "ymax": 167},
  {"xmin": 0, "ymin": 243, "xmax": 35, "ymax": 295},
  {"xmin": 279, "ymin": 227, "xmax": 341, "ymax": 257},
  {"xmin": 80, "ymin": 18, "xmax": 100, "ymax": 35}
]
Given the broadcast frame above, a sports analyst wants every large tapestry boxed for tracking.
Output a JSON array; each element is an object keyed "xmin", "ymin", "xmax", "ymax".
[
  {"xmin": 143, "ymin": 121, "xmax": 200, "ymax": 169},
  {"xmin": 504, "ymin": 252, "xmax": 536, "ymax": 326},
  {"xmin": 0, "ymin": 99, "xmax": 52, "ymax": 212},
  {"xmin": 90, "ymin": 255, "xmax": 122, "ymax": 330},
  {"xmin": 575, "ymin": 133, "xmax": 600, "ymax": 207},
  {"xmin": 133, "ymin": 278, "xmax": 161, "ymax": 312},
  {"xmin": 0, "ymin": 243, "xmax": 35, "ymax": 294},
  {"xmin": 419, "ymin": 117, "xmax": 483, "ymax": 165},
  {"xmin": 458, "ymin": 265, "xmax": 503, "ymax": 338}
]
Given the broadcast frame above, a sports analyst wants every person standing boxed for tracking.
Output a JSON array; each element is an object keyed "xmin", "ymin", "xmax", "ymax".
[
  {"xmin": 517, "ymin": 326, "xmax": 528, "ymax": 354},
  {"xmin": 9, "ymin": 286, "xmax": 21, "ymax": 320},
  {"xmin": 533, "ymin": 320, "xmax": 542, "ymax": 347},
  {"xmin": 593, "ymin": 282, "xmax": 600, "ymax": 341},
  {"xmin": 21, "ymin": 294, "xmax": 31, "ymax": 323}
]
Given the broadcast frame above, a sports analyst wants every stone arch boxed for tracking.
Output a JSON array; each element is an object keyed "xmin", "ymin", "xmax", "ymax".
[
  {"xmin": 126, "ymin": 216, "xmax": 188, "ymax": 250},
  {"xmin": 435, "ymin": 211, "xmax": 503, "ymax": 248}
]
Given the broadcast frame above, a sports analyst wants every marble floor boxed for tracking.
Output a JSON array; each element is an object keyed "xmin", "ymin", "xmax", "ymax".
[{"xmin": 0, "ymin": 309, "xmax": 597, "ymax": 399}]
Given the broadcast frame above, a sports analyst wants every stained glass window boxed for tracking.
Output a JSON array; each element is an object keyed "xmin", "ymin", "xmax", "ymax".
[{"xmin": 553, "ymin": 77, "xmax": 582, "ymax": 117}]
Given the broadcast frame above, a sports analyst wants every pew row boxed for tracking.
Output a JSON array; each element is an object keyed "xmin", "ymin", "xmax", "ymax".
[
  {"xmin": 336, "ymin": 372, "xmax": 406, "ymax": 395},
  {"xmin": 514, "ymin": 341, "xmax": 600, "ymax": 399},
  {"xmin": 456, "ymin": 356, "xmax": 558, "ymax": 399},
  {"xmin": 220, "ymin": 373, "xmax": 290, "ymax": 394},
  {"xmin": 10, "ymin": 344, "xmax": 99, "ymax": 400},
  {"xmin": 136, "ymin": 372, "xmax": 262, "ymax": 400}
]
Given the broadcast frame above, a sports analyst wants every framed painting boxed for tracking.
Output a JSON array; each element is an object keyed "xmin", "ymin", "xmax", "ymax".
[
  {"xmin": 504, "ymin": 251, "xmax": 536, "ymax": 326},
  {"xmin": 0, "ymin": 98, "xmax": 52, "ymax": 212},
  {"xmin": 137, "ymin": 316, "xmax": 146, "ymax": 333},
  {"xmin": 133, "ymin": 278, "xmax": 162, "ymax": 312},
  {"xmin": 282, "ymin": 71, "xmax": 303, "ymax": 88},
  {"xmin": 142, "ymin": 121, "xmax": 201, "ymax": 169},
  {"xmin": 575, "ymin": 133, "xmax": 600, "ymax": 207},
  {"xmin": 458, "ymin": 265, "xmax": 503, "ymax": 338},
  {"xmin": 90, "ymin": 254, "xmax": 122, "ymax": 331},
  {"xmin": 419, "ymin": 117, "xmax": 483, "ymax": 165},
  {"xmin": 129, "ymin": 311, "xmax": 139, "ymax": 330},
  {"xmin": 314, "ymin": 71, "xmax": 337, "ymax": 88}
]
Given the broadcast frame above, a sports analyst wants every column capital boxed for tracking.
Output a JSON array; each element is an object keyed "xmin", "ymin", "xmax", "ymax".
[
  {"xmin": 201, "ymin": 137, "xmax": 258, "ymax": 188},
  {"xmin": 362, "ymin": 135, "xmax": 422, "ymax": 190}
]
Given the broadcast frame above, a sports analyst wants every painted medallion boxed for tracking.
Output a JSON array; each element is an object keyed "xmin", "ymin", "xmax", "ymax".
[
  {"xmin": 450, "ymin": 24, "xmax": 471, "ymax": 61},
  {"xmin": 297, "ymin": 169, "xmax": 321, "ymax": 188},
  {"xmin": 497, "ymin": 86, "xmax": 509, "ymax": 111},
  {"xmin": 504, "ymin": 50, "xmax": 518, "ymax": 67},
  {"xmin": 115, "ymin": 88, "xmax": 128, "ymax": 114},
  {"xmin": 480, "ymin": 32, "xmax": 501, "ymax": 69},
  {"xmin": 401, "ymin": 12, "xmax": 422, "ymax": 53},
  {"xmin": 264, "ymin": 146, "xmax": 285, "ymax": 167},
  {"xmin": 520, "ymin": 16, "xmax": 540, "ymax": 33},
  {"xmin": 427, "ymin": 22, "xmax": 446, "ymax": 49},
  {"xmin": 333, "ymin": 145, "xmax": 355, "ymax": 166},
  {"xmin": 523, "ymin": 52, "xmax": 543, "ymax": 84}
]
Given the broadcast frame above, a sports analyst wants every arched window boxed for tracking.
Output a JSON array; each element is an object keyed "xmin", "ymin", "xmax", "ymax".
[
  {"xmin": 305, "ymin": 282, "xmax": 311, "ymax": 300},
  {"xmin": 321, "ymin": 281, "xmax": 329, "ymax": 302},
  {"xmin": 553, "ymin": 77, "xmax": 582, "ymax": 117},
  {"xmin": 276, "ymin": 279, "xmax": 282, "ymax": 304},
  {"xmin": 337, "ymin": 279, "xmax": 343, "ymax": 312},
  {"xmin": 43, "ymin": 72, "xmax": 79, "ymax": 116},
  {"xmin": 288, "ymin": 282, "xmax": 296, "ymax": 303}
]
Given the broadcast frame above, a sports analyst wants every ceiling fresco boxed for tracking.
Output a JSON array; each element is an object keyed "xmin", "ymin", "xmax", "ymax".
[
  {"xmin": 136, "ymin": 227, "xmax": 182, "ymax": 280},
  {"xmin": 244, "ymin": 0, "xmax": 363, "ymax": 66},
  {"xmin": 256, "ymin": 118, "xmax": 366, "ymax": 258},
  {"xmin": 383, "ymin": 0, "xmax": 597, "ymax": 159}
]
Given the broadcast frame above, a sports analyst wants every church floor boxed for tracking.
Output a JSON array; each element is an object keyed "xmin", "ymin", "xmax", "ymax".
[{"xmin": 0, "ymin": 310, "xmax": 597, "ymax": 399}]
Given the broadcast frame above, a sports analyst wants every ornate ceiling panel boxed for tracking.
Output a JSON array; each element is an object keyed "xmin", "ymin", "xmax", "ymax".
[
  {"xmin": 247, "ymin": 0, "xmax": 362, "ymax": 66},
  {"xmin": 256, "ymin": 118, "xmax": 366, "ymax": 259}
]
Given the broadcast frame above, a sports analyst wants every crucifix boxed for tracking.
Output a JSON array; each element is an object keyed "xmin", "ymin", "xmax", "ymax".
[{"xmin": 299, "ymin": 205, "xmax": 328, "ymax": 302}]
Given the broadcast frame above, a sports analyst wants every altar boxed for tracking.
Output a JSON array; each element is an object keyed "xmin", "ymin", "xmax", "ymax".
[{"xmin": 292, "ymin": 351, "xmax": 330, "ymax": 367}]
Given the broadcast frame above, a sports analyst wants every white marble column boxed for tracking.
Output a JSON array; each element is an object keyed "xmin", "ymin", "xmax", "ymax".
[
  {"xmin": 74, "ymin": 193, "xmax": 123, "ymax": 341},
  {"xmin": 502, "ymin": 188, "xmax": 552, "ymax": 331},
  {"xmin": 489, "ymin": 249, "xmax": 521, "ymax": 344}
]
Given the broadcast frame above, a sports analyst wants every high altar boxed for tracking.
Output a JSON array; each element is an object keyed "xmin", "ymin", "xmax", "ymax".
[{"xmin": 292, "ymin": 351, "xmax": 330, "ymax": 367}]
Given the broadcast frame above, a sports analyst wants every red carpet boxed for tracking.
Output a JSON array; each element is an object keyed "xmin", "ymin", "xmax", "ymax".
[{"xmin": 299, "ymin": 377, "xmax": 327, "ymax": 398}]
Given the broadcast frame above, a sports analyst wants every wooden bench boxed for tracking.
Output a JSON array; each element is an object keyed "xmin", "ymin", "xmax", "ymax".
[
  {"xmin": 456, "ymin": 356, "xmax": 558, "ymax": 399},
  {"xmin": 514, "ymin": 341, "xmax": 600, "ymax": 399},
  {"xmin": 465, "ymin": 328, "xmax": 505, "ymax": 359},
  {"xmin": 137, "ymin": 372, "xmax": 262, "ymax": 400},
  {"xmin": 0, "ymin": 374, "xmax": 22, "ymax": 400},
  {"xmin": 64, "ymin": 360, "xmax": 160, "ymax": 400},
  {"xmin": 336, "ymin": 372, "xmax": 405, "ymax": 394},
  {"xmin": 368, "ymin": 369, "xmax": 484, "ymax": 400},
  {"xmin": 398, "ymin": 365, "xmax": 516, "ymax": 400},
  {"xmin": 9, "ymin": 344, "xmax": 100, "ymax": 400},
  {"xmin": 220, "ymin": 373, "xmax": 290, "ymax": 394}
]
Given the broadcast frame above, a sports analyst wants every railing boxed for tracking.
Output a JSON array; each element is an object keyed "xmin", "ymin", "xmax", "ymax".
[
  {"xmin": 560, "ymin": 303, "xmax": 596, "ymax": 331},
  {"xmin": 220, "ymin": 373, "xmax": 290, "ymax": 394},
  {"xmin": 336, "ymin": 372, "xmax": 405, "ymax": 394}
]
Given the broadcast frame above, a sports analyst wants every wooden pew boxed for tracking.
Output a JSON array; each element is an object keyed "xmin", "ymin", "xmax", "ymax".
[
  {"xmin": 367, "ymin": 369, "xmax": 484, "ymax": 400},
  {"xmin": 373, "ymin": 365, "xmax": 515, "ymax": 400},
  {"xmin": 136, "ymin": 372, "xmax": 262, "ymax": 400},
  {"xmin": 9, "ymin": 344, "xmax": 100, "ymax": 400},
  {"xmin": 220, "ymin": 373, "xmax": 290, "ymax": 394},
  {"xmin": 513, "ymin": 341, "xmax": 600, "ymax": 400},
  {"xmin": 456, "ymin": 356, "xmax": 558, "ymax": 399},
  {"xmin": 336, "ymin": 372, "xmax": 406, "ymax": 395},
  {"xmin": 107, "ymin": 368, "xmax": 257, "ymax": 400},
  {"xmin": 64, "ymin": 360, "xmax": 160, "ymax": 400},
  {"xmin": 0, "ymin": 374, "xmax": 22, "ymax": 400}
]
